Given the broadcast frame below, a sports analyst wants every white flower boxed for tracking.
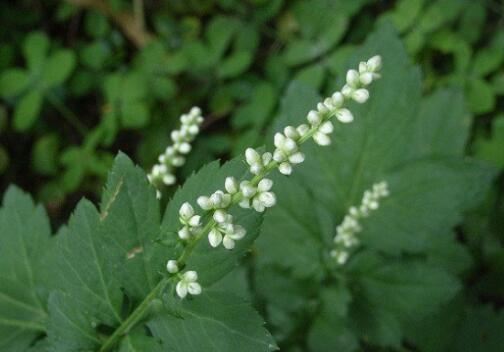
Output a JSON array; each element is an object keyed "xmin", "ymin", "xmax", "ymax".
[
  {"xmin": 166, "ymin": 260, "xmax": 179, "ymax": 273},
  {"xmin": 225, "ymin": 177, "xmax": 239, "ymax": 194},
  {"xmin": 352, "ymin": 88, "xmax": 369, "ymax": 103},
  {"xmin": 336, "ymin": 109, "xmax": 353, "ymax": 123},
  {"xmin": 197, "ymin": 190, "xmax": 231, "ymax": 211},
  {"xmin": 176, "ymin": 271, "xmax": 202, "ymax": 299},
  {"xmin": 239, "ymin": 178, "xmax": 276, "ymax": 212},
  {"xmin": 273, "ymin": 133, "xmax": 304, "ymax": 175},
  {"xmin": 148, "ymin": 107, "xmax": 204, "ymax": 196},
  {"xmin": 245, "ymin": 148, "xmax": 273, "ymax": 175},
  {"xmin": 313, "ymin": 121, "xmax": 334, "ymax": 146},
  {"xmin": 178, "ymin": 202, "xmax": 201, "ymax": 240},
  {"xmin": 331, "ymin": 180, "xmax": 389, "ymax": 265},
  {"xmin": 367, "ymin": 55, "xmax": 382, "ymax": 72},
  {"xmin": 207, "ymin": 214, "xmax": 247, "ymax": 249},
  {"xmin": 346, "ymin": 69, "xmax": 360, "ymax": 88}
]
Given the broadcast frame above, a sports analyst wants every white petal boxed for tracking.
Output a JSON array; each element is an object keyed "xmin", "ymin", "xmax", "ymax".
[
  {"xmin": 352, "ymin": 88, "xmax": 369, "ymax": 103},
  {"xmin": 190, "ymin": 106, "xmax": 202, "ymax": 116},
  {"xmin": 197, "ymin": 196, "xmax": 213, "ymax": 210},
  {"xmin": 346, "ymin": 69, "xmax": 360, "ymax": 87},
  {"xmin": 273, "ymin": 133, "xmax": 285, "ymax": 148},
  {"xmin": 336, "ymin": 109, "xmax": 354, "ymax": 123},
  {"xmin": 240, "ymin": 182, "xmax": 257, "ymax": 198},
  {"xmin": 313, "ymin": 132, "xmax": 331, "ymax": 146},
  {"xmin": 176, "ymin": 281, "xmax": 188, "ymax": 298},
  {"xmin": 184, "ymin": 271, "xmax": 198, "ymax": 282},
  {"xmin": 222, "ymin": 235, "xmax": 235, "ymax": 249},
  {"xmin": 317, "ymin": 102, "xmax": 329, "ymax": 113},
  {"xmin": 213, "ymin": 210, "xmax": 227, "ymax": 224},
  {"xmin": 289, "ymin": 152, "xmax": 305, "ymax": 164},
  {"xmin": 250, "ymin": 163, "xmax": 262, "ymax": 175},
  {"xmin": 258, "ymin": 178, "xmax": 273, "ymax": 192},
  {"xmin": 262, "ymin": 152, "xmax": 272, "ymax": 165},
  {"xmin": 178, "ymin": 227, "xmax": 191, "ymax": 240},
  {"xmin": 210, "ymin": 191, "xmax": 224, "ymax": 207},
  {"xmin": 259, "ymin": 192, "xmax": 276, "ymax": 208},
  {"xmin": 231, "ymin": 225, "xmax": 246, "ymax": 240},
  {"xmin": 178, "ymin": 142, "xmax": 191, "ymax": 154},
  {"xmin": 162, "ymin": 174, "xmax": 176, "ymax": 185},
  {"xmin": 278, "ymin": 162, "xmax": 292, "ymax": 175},
  {"xmin": 239, "ymin": 199, "xmax": 250, "ymax": 209},
  {"xmin": 283, "ymin": 138, "xmax": 297, "ymax": 153},
  {"xmin": 179, "ymin": 202, "xmax": 194, "ymax": 219},
  {"xmin": 358, "ymin": 61, "xmax": 367, "ymax": 74},
  {"xmin": 341, "ymin": 84, "xmax": 353, "ymax": 97},
  {"xmin": 225, "ymin": 177, "xmax": 238, "ymax": 194},
  {"xmin": 367, "ymin": 55, "xmax": 382, "ymax": 71},
  {"xmin": 166, "ymin": 260, "xmax": 179, "ymax": 273},
  {"xmin": 284, "ymin": 126, "xmax": 298, "ymax": 139},
  {"xmin": 319, "ymin": 121, "xmax": 334, "ymax": 134},
  {"xmin": 360, "ymin": 72, "xmax": 373, "ymax": 85},
  {"xmin": 172, "ymin": 156, "xmax": 185, "ymax": 166},
  {"xmin": 307, "ymin": 110, "xmax": 321, "ymax": 126},
  {"xmin": 296, "ymin": 124, "xmax": 310, "ymax": 137},
  {"xmin": 245, "ymin": 148, "xmax": 260, "ymax": 165},
  {"xmin": 188, "ymin": 215, "xmax": 201, "ymax": 227},
  {"xmin": 331, "ymin": 92, "xmax": 344, "ymax": 107},
  {"xmin": 208, "ymin": 228, "xmax": 223, "ymax": 247},
  {"xmin": 187, "ymin": 282, "xmax": 202, "ymax": 295},
  {"xmin": 252, "ymin": 198, "xmax": 265, "ymax": 212},
  {"xmin": 273, "ymin": 149, "xmax": 285, "ymax": 162}
]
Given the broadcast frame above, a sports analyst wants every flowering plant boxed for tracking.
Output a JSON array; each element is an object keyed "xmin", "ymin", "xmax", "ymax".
[{"xmin": 0, "ymin": 26, "xmax": 497, "ymax": 352}]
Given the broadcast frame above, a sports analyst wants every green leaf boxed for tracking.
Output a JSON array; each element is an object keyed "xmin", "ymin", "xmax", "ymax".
[
  {"xmin": 0, "ymin": 187, "xmax": 52, "ymax": 351},
  {"xmin": 474, "ymin": 114, "xmax": 504, "ymax": 168},
  {"xmin": 13, "ymin": 90, "xmax": 43, "ymax": 131},
  {"xmin": 148, "ymin": 291, "xmax": 277, "ymax": 352},
  {"xmin": 409, "ymin": 88, "xmax": 470, "ymax": 158},
  {"xmin": 307, "ymin": 286, "xmax": 358, "ymax": 352},
  {"xmin": 23, "ymin": 31, "xmax": 49, "ymax": 72},
  {"xmin": 47, "ymin": 153, "xmax": 162, "ymax": 349},
  {"xmin": 348, "ymin": 254, "xmax": 461, "ymax": 346},
  {"xmin": 0, "ymin": 69, "xmax": 30, "ymax": 98},
  {"xmin": 161, "ymin": 158, "xmax": 263, "ymax": 286},
  {"xmin": 32, "ymin": 134, "xmax": 60, "ymax": 175},
  {"xmin": 121, "ymin": 102, "xmax": 149, "ymax": 128},
  {"xmin": 217, "ymin": 51, "xmax": 253, "ymax": 79},
  {"xmin": 467, "ymin": 78, "xmax": 495, "ymax": 114},
  {"xmin": 41, "ymin": 49, "xmax": 76, "ymax": 88}
]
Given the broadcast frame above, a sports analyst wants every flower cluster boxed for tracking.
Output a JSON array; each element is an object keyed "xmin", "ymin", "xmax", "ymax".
[
  {"xmin": 330, "ymin": 181, "xmax": 389, "ymax": 265},
  {"xmin": 148, "ymin": 107, "xmax": 204, "ymax": 198},
  {"xmin": 166, "ymin": 56, "xmax": 382, "ymax": 298}
]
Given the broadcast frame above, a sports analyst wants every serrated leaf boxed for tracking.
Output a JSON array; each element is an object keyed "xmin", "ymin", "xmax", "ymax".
[
  {"xmin": 148, "ymin": 291, "xmax": 277, "ymax": 352},
  {"xmin": 0, "ymin": 187, "xmax": 52, "ymax": 351},
  {"xmin": 47, "ymin": 153, "xmax": 162, "ymax": 350},
  {"xmin": 347, "ymin": 254, "xmax": 460, "ymax": 347},
  {"xmin": 13, "ymin": 90, "xmax": 43, "ymax": 131}
]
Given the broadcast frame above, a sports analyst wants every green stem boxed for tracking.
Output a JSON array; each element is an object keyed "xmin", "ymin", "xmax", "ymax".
[
  {"xmin": 46, "ymin": 92, "xmax": 88, "ymax": 136},
  {"xmin": 99, "ymin": 278, "xmax": 168, "ymax": 352}
]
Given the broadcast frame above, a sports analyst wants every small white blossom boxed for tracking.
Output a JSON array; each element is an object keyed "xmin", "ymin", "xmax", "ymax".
[
  {"xmin": 239, "ymin": 178, "xmax": 276, "ymax": 212},
  {"xmin": 176, "ymin": 271, "xmax": 202, "ymax": 299},
  {"xmin": 207, "ymin": 213, "xmax": 246, "ymax": 249},
  {"xmin": 178, "ymin": 202, "xmax": 201, "ymax": 240},
  {"xmin": 225, "ymin": 177, "xmax": 239, "ymax": 194},
  {"xmin": 166, "ymin": 260, "xmax": 179, "ymax": 273},
  {"xmin": 148, "ymin": 107, "xmax": 204, "ymax": 195},
  {"xmin": 245, "ymin": 148, "xmax": 273, "ymax": 175},
  {"xmin": 197, "ymin": 190, "xmax": 232, "ymax": 211},
  {"xmin": 273, "ymin": 133, "xmax": 304, "ymax": 175},
  {"xmin": 331, "ymin": 181, "xmax": 389, "ymax": 265}
]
